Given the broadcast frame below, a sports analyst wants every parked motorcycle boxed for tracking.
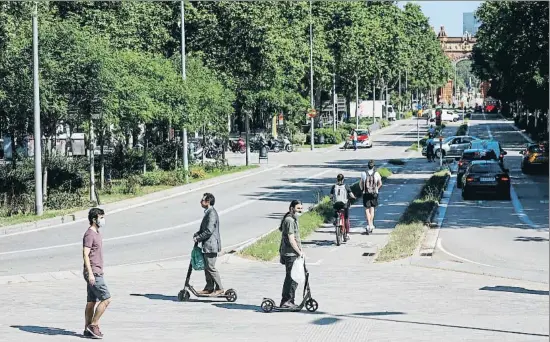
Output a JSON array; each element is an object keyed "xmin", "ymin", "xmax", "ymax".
[
  {"xmin": 279, "ymin": 136, "xmax": 293, "ymax": 152},
  {"xmin": 267, "ymin": 137, "xmax": 280, "ymax": 153},
  {"xmin": 230, "ymin": 138, "xmax": 246, "ymax": 154}
]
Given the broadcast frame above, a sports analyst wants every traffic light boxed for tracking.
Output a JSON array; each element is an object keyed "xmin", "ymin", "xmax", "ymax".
[{"xmin": 435, "ymin": 108, "xmax": 442, "ymax": 126}]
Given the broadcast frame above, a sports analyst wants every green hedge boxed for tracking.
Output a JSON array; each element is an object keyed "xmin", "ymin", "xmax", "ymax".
[
  {"xmin": 377, "ymin": 169, "xmax": 450, "ymax": 262},
  {"xmin": 0, "ymin": 155, "xmax": 87, "ymax": 216}
]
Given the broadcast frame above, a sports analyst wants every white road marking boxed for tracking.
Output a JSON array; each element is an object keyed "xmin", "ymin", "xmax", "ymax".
[
  {"xmin": 510, "ymin": 186, "xmax": 539, "ymax": 228},
  {"xmin": 0, "ymin": 164, "xmax": 286, "ymax": 238},
  {"xmin": 324, "ymin": 123, "xmax": 418, "ymax": 154},
  {"xmin": 484, "ymin": 119, "xmax": 539, "ymax": 229},
  {"xmin": 0, "ymin": 169, "xmax": 334, "ymax": 256},
  {"xmin": 112, "ymin": 237, "xmax": 258, "ymax": 267},
  {"xmin": 498, "ymin": 113, "xmax": 534, "ymax": 143},
  {"xmin": 436, "ymin": 238, "xmax": 496, "ymax": 268},
  {"xmin": 436, "ymin": 175, "xmax": 456, "ymax": 229}
]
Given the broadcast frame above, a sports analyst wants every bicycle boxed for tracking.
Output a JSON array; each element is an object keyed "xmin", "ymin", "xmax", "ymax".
[{"xmin": 334, "ymin": 205, "xmax": 350, "ymax": 246}]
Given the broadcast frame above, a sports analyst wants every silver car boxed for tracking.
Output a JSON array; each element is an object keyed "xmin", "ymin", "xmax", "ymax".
[{"xmin": 422, "ymin": 135, "xmax": 481, "ymax": 159}]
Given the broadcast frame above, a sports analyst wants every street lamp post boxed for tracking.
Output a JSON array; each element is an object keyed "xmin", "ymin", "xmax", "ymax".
[
  {"xmin": 309, "ymin": 0, "xmax": 314, "ymax": 151},
  {"xmin": 181, "ymin": 1, "xmax": 189, "ymax": 184},
  {"xmin": 355, "ymin": 75, "xmax": 359, "ymax": 129},
  {"xmin": 32, "ymin": 3, "xmax": 43, "ymax": 215},
  {"xmin": 332, "ymin": 72, "xmax": 336, "ymax": 131},
  {"xmin": 372, "ymin": 78, "xmax": 376, "ymax": 124}
]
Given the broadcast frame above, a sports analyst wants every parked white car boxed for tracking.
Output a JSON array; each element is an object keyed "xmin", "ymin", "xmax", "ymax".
[{"xmin": 428, "ymin": 109, "xmax": 459, "ymax": 123}]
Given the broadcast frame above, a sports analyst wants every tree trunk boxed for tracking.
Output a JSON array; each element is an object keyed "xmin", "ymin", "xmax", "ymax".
[
  {"xmin": 100, "ymin": 135, "xmax": 104, "ymax": 190},
  {"xmin": 42, "ymin": 136, "xmax": 49, "ymax": 204},
  {"xmin": 10, "ymin": 132, "xmax": 16, "ymax": 170},
  {"xmin": 202, "ymin": 125, "xmax": 206, "ymax": 164},
  {"xmin": 345, "ymin": 94, "xmax": 351, "ymax": 123},
  {"xmin": 142, "ymin": 125, "xmax": 147, "ymax": 174}
]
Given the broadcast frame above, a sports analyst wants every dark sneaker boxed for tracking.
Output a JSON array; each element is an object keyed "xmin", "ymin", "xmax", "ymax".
[
  {"xmin": 198, "ymin": 289, "xmax": 212, "ymax": 295},
  {"xmin": 83, "ymin": 330, "xmax": 92, "ymax": 338},
  {"xmin": 86, "ymin": 325, "xmax": 103, "ymax": 339}
]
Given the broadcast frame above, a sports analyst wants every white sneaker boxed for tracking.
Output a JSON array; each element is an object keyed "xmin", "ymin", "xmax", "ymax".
[{"xmin": 370, "ymin": 225, "xmax": 376, "ymax": 233}]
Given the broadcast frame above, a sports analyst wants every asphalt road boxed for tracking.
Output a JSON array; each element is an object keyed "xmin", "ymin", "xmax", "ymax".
[
  {"xmin": 434, "ymin": 112, "xmax": 549, "ymax": 279},
  {"xmin": 0, "ymin": 119, "xmax": 427, "ymax": 277}
]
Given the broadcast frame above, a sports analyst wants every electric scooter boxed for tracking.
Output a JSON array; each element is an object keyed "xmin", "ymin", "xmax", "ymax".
[
  {"xmin": 260, "ymin": 262, "xmax": 318, "ymax": 313},
  {"xmin": 177, "ymin": 244, "xmax": 238, "ymax": 302}
]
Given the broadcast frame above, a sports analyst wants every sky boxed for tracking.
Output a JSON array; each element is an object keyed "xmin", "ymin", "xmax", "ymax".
[{"xmin": 398, "ymin": 1, "xmax": 483, "ymax": 37}]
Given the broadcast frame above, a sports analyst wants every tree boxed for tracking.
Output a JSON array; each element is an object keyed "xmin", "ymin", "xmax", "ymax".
[{"xmin": 472, "ymin": 2, "xmax": 549, "ymax": 112}]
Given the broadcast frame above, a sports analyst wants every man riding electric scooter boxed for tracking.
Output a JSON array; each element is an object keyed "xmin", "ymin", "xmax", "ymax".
[
  {"xmin": 278, "ymin": 200, "xmax": 304, "ymax": 309},
  {"xmin": 330, "ymin": 174, "xmax": 355, "ymax": 241}
]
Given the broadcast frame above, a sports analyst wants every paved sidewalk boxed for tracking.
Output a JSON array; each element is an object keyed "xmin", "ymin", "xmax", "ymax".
[{"xmin": 1, "ymin": 254, "xmax": 547, "ymax": 342}]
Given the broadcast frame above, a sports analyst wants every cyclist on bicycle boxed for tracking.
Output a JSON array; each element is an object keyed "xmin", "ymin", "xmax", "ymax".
[{"xmin": 330, "ymin": 174, "xmax": 356, "ymax": 240}]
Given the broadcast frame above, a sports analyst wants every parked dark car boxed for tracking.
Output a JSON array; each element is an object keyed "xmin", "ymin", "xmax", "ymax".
[
  {"xmin": 457, "ymin": 149, "xmax": 499, "ymax": 188},
  {"xmin": 520, "ymin": 142, "xmax": 549, "ymax": 174},
  {"xmin": 461, "ymin": 160, "xmax": 511, "ymax": 200}
]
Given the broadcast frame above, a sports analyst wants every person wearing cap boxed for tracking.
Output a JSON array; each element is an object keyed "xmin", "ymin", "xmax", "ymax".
[{"xmin": 360, "ymin": 160, "xmax": 382, "ymax": 233}]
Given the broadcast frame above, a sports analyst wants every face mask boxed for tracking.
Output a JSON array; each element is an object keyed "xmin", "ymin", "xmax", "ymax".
[
  {"xmin": 295, "ymin": 211, "xmax": 303, "ymax": 217},
  {"xmin": 97, "ymin": 217, "xmax": 105, "ymax": 228}
]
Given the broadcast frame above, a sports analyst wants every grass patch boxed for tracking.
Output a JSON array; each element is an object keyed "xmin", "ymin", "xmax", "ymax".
[
  {"xmin": 406, "ymin": 143, "xmax": 420, "ymax": 152},
  {"xmin": 240, "ymin": 197, "xmax": 334, "ymax": 261},
  {"xmin": 376, "ymin": 169, "xmax": 450, "ymax": 262},
  {"xmin": 388, "ymin": 159, "xmax": 406, "ymax": 166},
  {"xmin": 0, "ymin": 165, "xmax": 258, "ymax": 228}
]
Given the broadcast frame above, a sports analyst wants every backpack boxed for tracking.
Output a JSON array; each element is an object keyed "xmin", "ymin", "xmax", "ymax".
[
  {"xmin": 362, "ymin": 170, "xmax": 377, "ymax": 194},
  {"xmin": 333, "ymin": 184, "xmax": 348, "ymax": 203}
]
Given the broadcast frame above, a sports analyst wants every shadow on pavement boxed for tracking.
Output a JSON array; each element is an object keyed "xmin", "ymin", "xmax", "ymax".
[
  {"xmin": 130, "ymin": 293, "xmax": 219, "ymax": 303},
  {"xmin": 479, "ymin": 285, "xmax": 549, "ymax": 296},
  {"xmin": 336, "ymin": 313, "xmax": 548, "ymax": 337},
  {"xmin": 514, "ymin": 236, "xmax": 549, "ymax": 242},
  {"xmin": 353, "ymin": 311, "xmax": 406, "ymax": 316},
  {"xmin": 10, "ymin": 325, "xmax": 82, "ymax": 337},
  {"xmin": 130, "ymin": 293, "xmax": 179, "ymax": 302},
  {"xmin": 302, "ymin": 240, "xmax": 335, "ymax": 247},
  {"xmin": 311, "ymin": 317, "xmax": 342, "ymax": 325},
  {"xmin": 212, "ymin": 303, "xmax": 262, "ymax": 312}
]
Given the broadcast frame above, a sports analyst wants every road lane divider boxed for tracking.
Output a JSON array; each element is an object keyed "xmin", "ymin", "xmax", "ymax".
[
  {"xmin": 484, "ymin": 118, "xmax": 540, "ymax": 229},
  {"xmin": 0, "ymin": 168, "xmax": 334, "ymax": 257},
  {"xmin": 436, "ymin": 238, "xmax": 496, "ymax": 268},
  {"xmin": 0, "ymin": 164, "xmax": 286, "ymax": 238}
]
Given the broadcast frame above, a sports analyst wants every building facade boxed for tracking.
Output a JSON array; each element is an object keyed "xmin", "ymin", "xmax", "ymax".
[{"xmin": 463, "ymin": 12, "xmax": 481, "ymax": 36}]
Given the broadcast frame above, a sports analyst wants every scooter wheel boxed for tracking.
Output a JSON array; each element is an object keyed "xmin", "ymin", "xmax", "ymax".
[
  {"xmin": 261, "ymin": 299, "xmax": 275, "ymax": 313},
  {"xmin": 225, "ymin": 289, "xmax": 238, "ymax": 302},
  {"xmin": 305, "ymin": 298, "xmax": 318, "ymax": 312},
  {"xmin": 178, "ymin": 290, "xmax": 190, "ymax": 302}
]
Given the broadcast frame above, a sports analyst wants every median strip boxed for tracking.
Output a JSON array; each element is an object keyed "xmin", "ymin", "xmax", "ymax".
[
  {"xmin": 240, "ymin": 167, "xmax": 393, "ymax": 261},
  {"xmin": 376, "ymin": 169, "xmax": 451, "ymax": 263}
]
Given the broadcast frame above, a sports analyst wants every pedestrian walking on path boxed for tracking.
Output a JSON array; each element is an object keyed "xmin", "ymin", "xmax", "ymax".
[
  {"xmin": 83, "ymin": 207, "xmax": 112, "ymax": 339},
  {"xmin": 278, "ymin": 200, "xmax": 304, "ymax": 309},
  {"xmin": 352, "ymin": 129, "xmax": 358, "ymax": 151},
  {"xmin": 193, "ymin": 193, "xmax": 224, "ymax": 296},
  {"xmin": 360, "ymin": 160, "xmax": 383, "ymax": 234}
]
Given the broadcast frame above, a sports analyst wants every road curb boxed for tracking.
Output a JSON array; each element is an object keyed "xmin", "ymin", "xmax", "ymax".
[
  {"xmin": 0, "ymin": 164, "xmax": 282, "ymax": 237},
  {"xmin": 417, "ymin": 171, "xmax": 453, "ymax": 258}
]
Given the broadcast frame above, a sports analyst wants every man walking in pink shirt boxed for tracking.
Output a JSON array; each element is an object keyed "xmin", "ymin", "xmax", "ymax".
[{"xmin": 83, "ymin": 208, "xmax": 111, "ymax": 339}]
